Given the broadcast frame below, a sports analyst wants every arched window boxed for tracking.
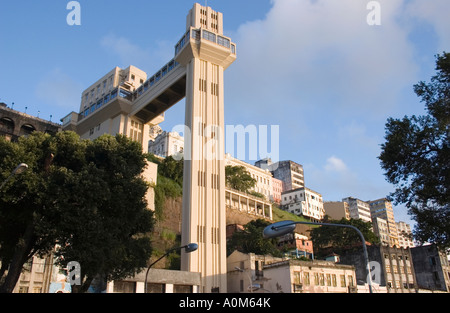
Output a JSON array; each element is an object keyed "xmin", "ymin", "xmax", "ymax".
[
  {"xmin": 0, "ymin": 117, "xmax": 15, "ymax": 133},
  {"xmin": 19, "ymin": 124, "xmax": 36, "ymax": 136}
]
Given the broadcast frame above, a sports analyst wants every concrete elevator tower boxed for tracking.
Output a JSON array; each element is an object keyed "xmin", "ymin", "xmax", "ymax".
[{"xmin": 175, "ymin": 3, "xmax": 236, "ymax": 293}]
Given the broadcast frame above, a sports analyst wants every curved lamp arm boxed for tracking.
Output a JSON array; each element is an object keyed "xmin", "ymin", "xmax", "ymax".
[{"xmin": 144, "ymin": 243, "xmax": 198, "ymax": 293}]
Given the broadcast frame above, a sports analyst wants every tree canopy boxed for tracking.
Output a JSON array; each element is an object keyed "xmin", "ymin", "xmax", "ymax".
[
  {"xmin": 0, "ymin": 132, "xmax": 154, "ymax": 292},
  {"xmin": 225, "ymin": 165, "xmax": 256, "ymax": 193},
  {"xmin": 309, "ymin": 217, "xmax": 379, "ymax": 257},
  {"xmin": 379, "ymin": 52, "xmax": 450, "ymax": 249},
  {"xmin": 227, "ymin": 219, "xmax": 282, "ymax": 257}
]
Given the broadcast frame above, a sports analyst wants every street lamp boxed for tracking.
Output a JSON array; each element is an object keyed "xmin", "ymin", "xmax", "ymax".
[
  {"xmin": 263, "ymin": 220, "xmax": 373, "ymax": 293},
  {"xmin": 144, "ymin": 243, "xmax": 198, "ymax": 293},
  {"xmin": 0, "ymin": 163, "xmax": 29, "ymax": 190}
]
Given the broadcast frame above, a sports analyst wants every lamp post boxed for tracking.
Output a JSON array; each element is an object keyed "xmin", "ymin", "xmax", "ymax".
[
  {"xmin": 144, "ymin": 243, "xmax": 198, "ymax": 293},
  {"xmin": 0, "ymin": 163, "xmax": 28, "ymax": 191},
  {"xmin": 263, "ymin": 220, "xmax": 373, "ymax": 293}
]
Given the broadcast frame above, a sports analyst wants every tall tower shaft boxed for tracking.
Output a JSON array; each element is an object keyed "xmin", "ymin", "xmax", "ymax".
[{"xmin": 176, "ymin": 3, "xmax": 236, "ymax": 293}]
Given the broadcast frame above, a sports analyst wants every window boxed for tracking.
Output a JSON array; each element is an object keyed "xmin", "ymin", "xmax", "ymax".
[
  {"xmin": 332, "ymin": 274, "xmax": 337, "ymax": 287},
  {"xmin": 326, "ymin": 274, "xmax": 331, "ymax": 286},
  {"xmin": 303, "ymin": 272, "xmax": 310, "ymax": 286},
  {"xmin": 294, "ymin": 271, "xmax": 301, "ymax": 285},
  {"xmin": 314, "ymin": 273, "xmax": 319, "ymax": 285},
  {"xmin": 348, "ymin": 275, "xmax": 354, "ymax": 287},
  {"xmin": 217, "ymin": 36, "xmax": 230, "ymax": 48},
  {"xmin": 146, "ymin": 283, "xmax": 165, "ymax": 293},
  {"xmin": 340, "ymin": 275, "xmax": 346, "ymax": 287},
  {"xmin": 202, "ymin": 30, "xmax": 216, "ymax": 43},
  {"xmin": 113, "ymin": 281, "xmax": 136, "ymax": 293},
  {"xmin": 173, "ymin": 285, "xmax": 193, "ymax": 293}
]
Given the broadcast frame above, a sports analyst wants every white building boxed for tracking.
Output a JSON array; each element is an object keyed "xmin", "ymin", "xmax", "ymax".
[
  {"xmin": 148, "ymin": 131, "xmax": 184, "ymax": 158},
  {"xmin": 342, "ymin": 197, "xmax": 372, "ymax": 223},
  {"xmin": 281, "ymin": 187, "xmax": 325, "ymax": 221},
  {"xmin": 227, "ymin": 251, "xmax": 357, "ymax": 294},
  {"xmin": 396, "ymin": 221, "xmax": 415, "ymax": 249}
]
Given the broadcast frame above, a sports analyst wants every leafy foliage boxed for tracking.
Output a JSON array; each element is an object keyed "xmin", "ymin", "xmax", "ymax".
[
  {"xmin": 225, "ymin": 165, "xmax": 257, "ymax": 193},
  {"xmin": 379, "ymin": 52, "xmax": 450, "ymax": 249},
  {"xmin": 227, "ymin": 219, "xmax": 282, "ymax": 257},
  {"xmin": 309, "ymin": 218, "xmax": 379, "ymax": 257}
]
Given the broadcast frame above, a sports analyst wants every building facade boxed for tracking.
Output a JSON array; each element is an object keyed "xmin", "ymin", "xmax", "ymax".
[
  {"xmin": 148, "ymin": 130, "xmax": 184, "ymax": 158},
  {"xmin": 411, "ymin": 244, "xmax": 450, "ymax": 292},
  {"xmin": 396, "ymin": 221, "xmax": 415, "ymax": 249},
  {"xmin": 0, "ymin": 102, "xmax": 61, "ymax": 141},
  {"xmin": 61, "ymin": 65, "xmax": 164, "ymax": 152},
  {"xmin": 108, "ymin": 268, "xmax": 201, "ymax": 293},
  {"xmin": 277, "ymin": 232, "xmax": 314, "ymax": 259},
  {"xmin": 372, "ymin": 217, "xmax": 390, "ymax": 246},
  {"xmin": 263, "ymin": 259, "xmax": 356, "ymax": 293},
  {"xmin": 281, "ymin": 187, "xmax": 325, "ymax": 221},
  {"xmin": 339, "ymin": 245, "xmax": 418, "ymax": 293},
  {"xmin": 342, "ymin": 197, "xmax": 372, "ymax": 223},
  {"xmin": 255, "ymin": 159, "xmax": 304, "ymax": 192},
  {"xmin": 323, "ymin": 201, "xmax": 350, "ymax": 220}
]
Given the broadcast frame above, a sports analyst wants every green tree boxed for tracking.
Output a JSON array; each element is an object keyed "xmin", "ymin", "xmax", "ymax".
[
  {"xmin": 225, "ymin": 165, "xmax": 256, "ymax": 193},
  {"xmin": 0, "ymin": 132, "xmax": 154, "ymax": 293},
  {"xmin": 379, "ymin": 52, "xmax": 450, "ymax": 249},
  {"xmin": 309, "ymin": 218, "xmax": 379, "ymax": 257},
  {"xmin": 227, "ymin": 219, "xmax": 282, "ymax": 257},
  {"xmin": 158, "ymin": 155, "xmax": 184, "ymax": 187}
]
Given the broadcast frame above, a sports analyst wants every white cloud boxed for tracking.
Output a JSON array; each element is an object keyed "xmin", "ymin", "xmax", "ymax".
[
  {"xmin": 324, "ymin": 156, "xmax": 348, "ymax": 173},
  {"xmin": 227, "ymin": 0, "xmax": 419, "ymax": 117},
  {"xmin": 406, "ymin": 0, "xmax": 450, "ymax": 52},
  {"xmin": 35, "ymin": 68, "xmax": 82, "ymax": 110}
]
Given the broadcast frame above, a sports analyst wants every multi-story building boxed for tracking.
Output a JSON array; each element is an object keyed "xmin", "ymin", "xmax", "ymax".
[
  {"xmin": 263, "ymin": 259, "xmax": 356, "ymax": 293},
  {"xmin": 411, "ymin": 244, "xmax": 450, "ymax": 292},
  {"xmin": 323, "ymin": 201, "xmax": 350, "ymax": 220},
  {"xmin": 227, "ymin": 251, "xmax": 356, "ymax": 293},
  {"xmin": 373, "ymin": 217, "xmax": 390, "ymax": 246},
  {"xmin": 13, "ymin": 254, "xmax": 55, "ymax": 293},
  {"xmin": 148, "ymin": 130, "xmax": 184, "ymax": 158},
  {"xmin": 339, "ymin": 245, "xmax": 418, "ymax": 293},
  {"xmin": 396, "ymin": 221, "xmax": 415, "ymax": 249},
  {"xmin": 271, "ymin": 177, "xmax": 283, "ymax": 204},
  {"xmin": 368, "ymin": 198, "xmax": 399, "ymax": 248},
  {"xmin": 61, "ymin": 65, "xmax": 165, "ymax": 151},
  {"xmin": 281, "ymin": 187, "xmax": 325, "ymax": 221},
  {"xmin": 277, "ymin": 231, "xmax": 314, "ymax": 259},
  {"xmin": 255, "ymin": 159, "xmax": 304, "ymax": 192},
  {"xmin": 342, "ymin": 197, "xmax": 372, "ymax": 223}
]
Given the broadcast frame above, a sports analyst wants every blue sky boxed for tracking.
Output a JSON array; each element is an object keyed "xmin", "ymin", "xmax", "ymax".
[{"xmin": 1, "ymin": 0, "xmax": 449, "ymax": 230}]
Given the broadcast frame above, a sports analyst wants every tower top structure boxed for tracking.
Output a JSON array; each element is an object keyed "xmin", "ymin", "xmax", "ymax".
[{"xmin": 186, "ymin": 3, "xmax": 223, "ymax": 35}]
